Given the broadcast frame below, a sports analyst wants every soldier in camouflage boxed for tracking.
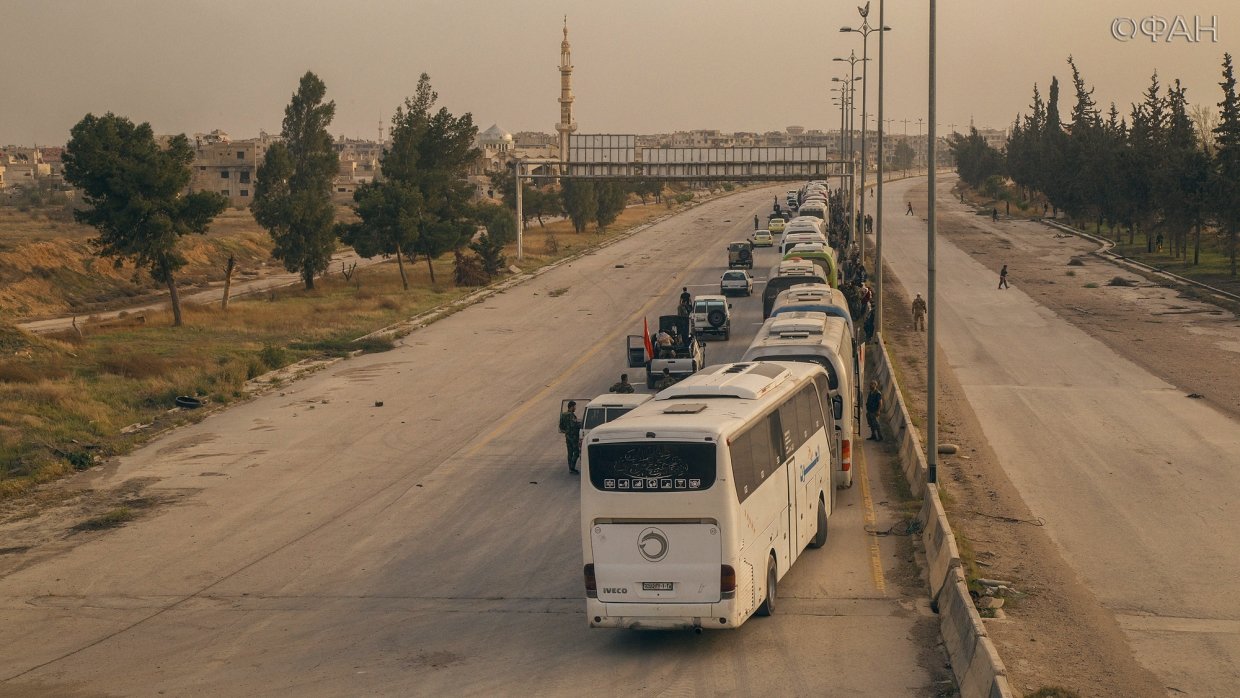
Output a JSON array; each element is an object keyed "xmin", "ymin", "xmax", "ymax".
[
  {"xmin": 654, "ymin": 368, "xmax": 677, "ymax": 390},
  {"xmin": 559, "ymin": 401, "xmax": 582, "ymax": 473},
  {"xmin": 609, "ymin": 374, "xmax": 635, "ymax": 393}
]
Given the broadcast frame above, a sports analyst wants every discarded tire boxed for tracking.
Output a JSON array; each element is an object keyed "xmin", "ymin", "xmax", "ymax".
[{"xmin": 175, "ymin": 396, "xmax": 203, "ymax": 409}]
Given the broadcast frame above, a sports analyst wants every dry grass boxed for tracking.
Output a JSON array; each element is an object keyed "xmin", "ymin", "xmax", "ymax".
[
  {"xmin": 0, "ymin": 206, "xmax": 274, "ymax": 320},
  {"xmin": 0, "ymin": 192, "xmax": 727, "ymax": 499}
]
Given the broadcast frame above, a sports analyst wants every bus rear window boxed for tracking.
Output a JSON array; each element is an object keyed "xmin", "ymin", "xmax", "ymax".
[{"xmin": 588, "ymin": 442, "xmax": 716, "ymax": 492}]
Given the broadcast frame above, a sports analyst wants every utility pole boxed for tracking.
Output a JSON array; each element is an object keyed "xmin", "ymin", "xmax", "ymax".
[{"xmin": 927, "ymin": 0, "xmax": 938, "ymax": 484}]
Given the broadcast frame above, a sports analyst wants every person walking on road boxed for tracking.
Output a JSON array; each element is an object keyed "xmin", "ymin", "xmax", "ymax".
[
  {"xmin": 559, "ymin": 401, "xmax": 582, "ymax": 473},
  {"xmin": 865, "ymin": 381, "xmax": 884, "ymax": 441},
  {"xmin": 754, "ymin": 214, "xmax": 760, "ymax": 230},
  {"xmin": 991, "ymin": 207, "xmax": 998, "ymax": 222},
  {"xmin": 998, "ymin": 264, "xmax": 1010, "ymax": 290},
  {"xmin": 911, "ymin": 293, "xmax": 927, "ymax": 331},
  {"xmin": 905, "ymin": 202, "xmax": 914, "ymax": 216},
  {"xmin": 609, "ymin": 374, "xmax": 635, "ymax": 393}
]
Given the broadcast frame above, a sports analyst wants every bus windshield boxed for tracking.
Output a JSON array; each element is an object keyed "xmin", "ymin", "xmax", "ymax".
[{"xmin": 588, "ymin": 442, "xmax": 717, "ymax": 492}]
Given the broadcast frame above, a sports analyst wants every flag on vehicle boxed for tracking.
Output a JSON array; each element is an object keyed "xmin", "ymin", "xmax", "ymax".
[{"xmin": 643, "ymin": 317, "xmax": 654, "ymax": 360}]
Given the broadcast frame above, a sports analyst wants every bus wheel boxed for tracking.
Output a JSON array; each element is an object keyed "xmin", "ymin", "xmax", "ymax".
[
  {"xmin": 756, "ymin": 555, "xmax": 777, "ymax": 617},
  {"xmin": 809, "ymin": 496, "xmax": 829, "ymax": 549}
]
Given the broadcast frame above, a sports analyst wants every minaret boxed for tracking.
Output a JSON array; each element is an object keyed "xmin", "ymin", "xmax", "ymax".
[{"xmin": 555, "ymin": 16, "xmax": 577, "ymax": 164}]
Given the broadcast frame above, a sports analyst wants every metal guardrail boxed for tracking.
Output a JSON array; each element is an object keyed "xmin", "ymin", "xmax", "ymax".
[{"xmin": 1042, "ymin": 219, "xmax": 1240, "ymax": 305}]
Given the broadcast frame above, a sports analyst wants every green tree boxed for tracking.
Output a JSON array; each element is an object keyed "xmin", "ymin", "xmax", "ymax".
[
  {"xmin": 595, "ymin": 182, "xmax": 628, "ymax": 230},
  {"xmin": 343, "ymin": 73, "xmax": 479, "ymax": 286},
  {"xmin": 62, "ymin": 113, "xmax": 227, "ymax": 327},
  {"xmin": 1126, "ymin": 72, "xmax": 1168, "ymax": 248},
  {"xmin": 561, "ymin": 178, "xmax": 596, "ymax": 233},
  {"xmin": 1062, "ymin": 56, "xmax": 1104, "ymax": 227},
  {"xmin": 947, "ymin": 128, "xmax": 1003, "ymax": 188},
  {"xmin": 632, "ymin": 180, "xmax": 663, "ymax": 204},
  {"xmin": 470, "ymin": 231, "xmax": 506, "ymax": 277},
  {"xmin": 1214, "ymin": 53, "xmax": 1240, "ymax": 276},
  {"xmin": 252, "ymin": 71, "xmax": 338, "ymax": 290},
  {"xmin": 1040, "ymin": 76, "xmax": 1068, "ymax": 216},
  {"xmin": 338, "ymin": 180, "xmax": 422, "ymax": 289},
  {"xmin": 1162, "ymin": 80, "xmax": 1211, "ymax": 261},
  {"xmin": 484, "ymin": 204, "xmax": 517, "ymax": 245},
  {"xmin": 893, "ymin": 140, "xmax": 915, "ymax": 171}
]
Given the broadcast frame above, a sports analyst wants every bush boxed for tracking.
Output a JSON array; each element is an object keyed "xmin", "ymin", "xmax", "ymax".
[
  {"xmin": 469, "ymin": 233, "xmax": 506, "ymax": 277},
  {"xmin": 453, "ymin": 249, "xmax": 489, "ymax": 286},
  {"xmin": 258, "ymin": 344, "xmax": 291, "ymax": 369}
]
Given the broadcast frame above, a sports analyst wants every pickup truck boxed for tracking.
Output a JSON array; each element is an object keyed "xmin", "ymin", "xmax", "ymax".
[{"xmin": 626, "ymin": 315, "xmax": 706, "ymax": 388}]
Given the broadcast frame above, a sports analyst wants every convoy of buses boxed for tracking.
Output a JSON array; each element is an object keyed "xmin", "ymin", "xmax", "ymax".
[{"xmin": 578, "ymin": 181, "xmax": 863, "ymax": 631}]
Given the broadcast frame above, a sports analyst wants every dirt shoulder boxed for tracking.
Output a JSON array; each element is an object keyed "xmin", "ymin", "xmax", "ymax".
[{"xmin": 876, "ymin": 181, "xmax": 1212, "ymax": 696}]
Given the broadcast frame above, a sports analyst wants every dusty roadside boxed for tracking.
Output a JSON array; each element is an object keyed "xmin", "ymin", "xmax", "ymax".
[{"xmin": 873, "ymin": 179, "xmax": 1229, "ymax": 695}]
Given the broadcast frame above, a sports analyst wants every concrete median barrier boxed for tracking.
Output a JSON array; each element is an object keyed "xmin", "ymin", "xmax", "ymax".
[
  {"xmin": 868, "ymin": 337, "xmax": 1012, "ymax": 698},
  {"xmin": 920, "ymin": 483, "xmax": 960, "ymax": 605}
]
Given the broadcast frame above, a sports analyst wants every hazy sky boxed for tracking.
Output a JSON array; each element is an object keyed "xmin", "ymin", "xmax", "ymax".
[{"xmin": 2, "ymin": 0, "xmax": 1236, "ymax": 145}]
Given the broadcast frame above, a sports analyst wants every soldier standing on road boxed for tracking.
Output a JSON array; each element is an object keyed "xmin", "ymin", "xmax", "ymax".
[
  {"xmin": 866, "ymin": 381, "xmax": 884, "ymax": 442},
  {"xmin": 912, "ymin": 293, "xmax": 927, "ymax": 331},
  {"xmin": 754, "ymin": 214, "xmax": 759, "ymax": 229},
  {"xmin": 654, "ymin": 367, "xmax": 677, "ymax": 390},
  {"xmin": 609, "ymin": 374, "xmax": 635, "ymax": 393},
  {"xmin": 998, "ymin": 264, "xmax": 1010, "ymax": 290},
  {"xmin": 559, "ymin": 401, "xmax": 582, "ymax": 473}
]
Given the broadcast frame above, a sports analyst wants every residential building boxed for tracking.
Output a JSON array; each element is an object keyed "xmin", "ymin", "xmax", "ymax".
[{"xmin": 187, "ymin": 133, "xmax": 274, "ymax": 207}]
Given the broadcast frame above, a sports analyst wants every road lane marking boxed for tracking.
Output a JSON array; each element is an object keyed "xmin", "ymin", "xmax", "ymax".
[{"xmin": 857, "ymin": 442, "xmax": 887, "ymax": 595}]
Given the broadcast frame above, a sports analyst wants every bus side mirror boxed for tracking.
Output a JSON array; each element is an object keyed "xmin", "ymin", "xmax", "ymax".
[{"xmin": 832, "ymin": 395, "xmax": 844, "ymax": 421}]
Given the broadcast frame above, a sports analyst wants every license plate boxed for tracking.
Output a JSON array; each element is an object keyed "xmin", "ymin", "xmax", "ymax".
[{"xmin": 642, "ymin": 582, "xmax": 673, "ymax": 591}]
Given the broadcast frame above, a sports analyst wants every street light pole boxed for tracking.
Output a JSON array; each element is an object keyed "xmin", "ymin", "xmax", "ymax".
[
  {"xmin": 916, "ymin": 117, "xmax": 925, "ymax": 174},
  {"xmin": 875, "ymin": 0, "xmax": 887, "ymax": 337},
  {"xmin": 833, "ymin": 53, "xmax": 865, "ymax": 249},
  {"xmin": 927, "ymin": 0, "xmax": 938, "ymax": 485},
  {"xmin": 842, "ymin": 9, "xmax": 890, "ymax": 271}
]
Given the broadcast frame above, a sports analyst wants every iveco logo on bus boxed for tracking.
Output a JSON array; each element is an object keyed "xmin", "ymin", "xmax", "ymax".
[
  {"xmin": 603, "ymin": 587, "xmax": 628, "ymax": 594},
  {"xmin": 637, "ymin": 527, "xmax": 670, "ymax": 562}
]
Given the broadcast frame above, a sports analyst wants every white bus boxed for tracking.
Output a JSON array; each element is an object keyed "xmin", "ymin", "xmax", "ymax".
[
  {"xmin": 581, "ymin": 361, "xmax": 835, "ymax": 630},
  {"xmin": 741, "ymin": 312, "xmax": 858, "ymax": 488}
]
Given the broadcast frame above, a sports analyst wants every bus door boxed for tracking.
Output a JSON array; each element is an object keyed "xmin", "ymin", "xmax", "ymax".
[{"xmin": 783, "ymin": 390, "xmax": 818, "ymax": 551}]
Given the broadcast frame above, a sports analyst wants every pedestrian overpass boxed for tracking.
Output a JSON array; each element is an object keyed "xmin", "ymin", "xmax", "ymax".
[{"xmin": 513, "ymin": 134, "xmax": 856, "ymax": 259}]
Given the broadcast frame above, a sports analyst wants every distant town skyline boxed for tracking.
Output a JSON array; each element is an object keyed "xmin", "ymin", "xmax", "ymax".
[{"xmin": 1, "ymin": 0, "xmax": 1234, "ymax": 146}]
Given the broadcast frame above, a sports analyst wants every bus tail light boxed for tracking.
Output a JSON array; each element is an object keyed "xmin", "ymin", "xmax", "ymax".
[
  {"xmin": 841, "ymin": 439, "xmax": 852, "ymax": 472},
  {"xmin": 584, "ymin": 564, "xmax": 597, "ymax": 598},
  {"xmin": 720, "ymin": 565, "xmax": 736, "ymax": 599}
]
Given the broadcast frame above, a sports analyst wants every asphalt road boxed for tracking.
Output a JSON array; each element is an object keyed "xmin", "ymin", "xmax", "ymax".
[
  {"xmin": 880, "ymin": 177, "xmax": 1240, "ymax": 696},
  {"xmin": 0, "ymin": 187, "xmax": 939, "ymax": 697}
]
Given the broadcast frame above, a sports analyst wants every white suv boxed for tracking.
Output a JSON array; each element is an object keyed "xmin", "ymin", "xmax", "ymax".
[{"xmin": 692, "ymin": 295, "xmax": 732, "ymax": 340}]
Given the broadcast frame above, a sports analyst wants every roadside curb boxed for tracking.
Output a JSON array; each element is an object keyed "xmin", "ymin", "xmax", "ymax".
[
  {"xmin": 866, "ymin": 337, "xmax": 1014, "ymax": 698},
  {"xmin": 1041, "ymin": 219, "xmax": 1240, "ymax": 306}
]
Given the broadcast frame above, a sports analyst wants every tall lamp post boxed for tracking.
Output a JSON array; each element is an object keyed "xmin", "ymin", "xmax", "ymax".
[
  {"xmin": 841, "ymin": 5, "xmax": 890, "ymax": 268},
  {"xmin": 833, "ymin": 53, "xmax": 865, "ymax": 249},
  {"xmin": 927, "ymin": 0, "xmax": 938, "ymax": 484},
  {"xmin": 833, "ymin": 72, "xmax": 863, "ymax": 246},
  {"xmin": 875, "ymin": 3, "xmax": 892, "ymax": 338}
]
